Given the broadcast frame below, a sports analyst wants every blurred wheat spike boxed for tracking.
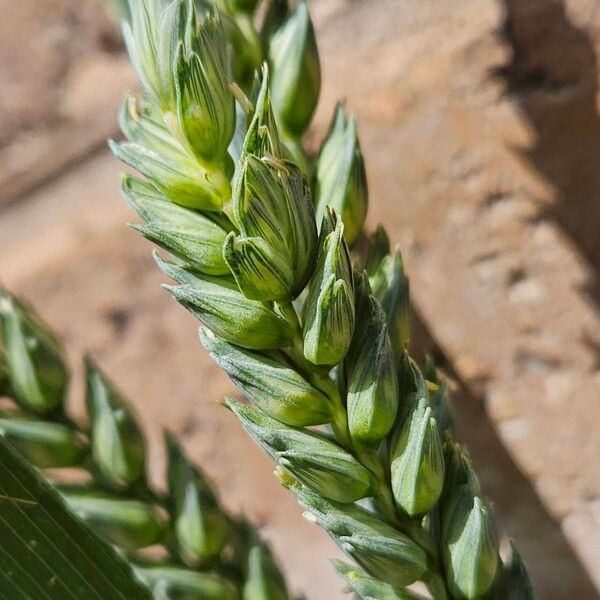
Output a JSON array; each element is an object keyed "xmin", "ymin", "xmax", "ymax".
[
  {"xmin": 111, "ymin": 0, "xmax": 535, "ymax": 598},
  {"xmin": 0, "ymin": 287, "xmax": 294, "ymax": 600}
]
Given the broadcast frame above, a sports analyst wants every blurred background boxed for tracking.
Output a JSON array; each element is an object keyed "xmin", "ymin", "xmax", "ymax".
[{"xmin": 1, "ymin": 0, "xmax": 599, "ymax": 598}]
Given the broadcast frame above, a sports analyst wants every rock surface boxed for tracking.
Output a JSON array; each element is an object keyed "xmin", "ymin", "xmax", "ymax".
[
  {"xmin": 313, "ymin": 0, "xmax": 600, "ymax": 595},
  {"xmin": 0, "ymin": 0, "xmax": 133, "ymax": 205}
]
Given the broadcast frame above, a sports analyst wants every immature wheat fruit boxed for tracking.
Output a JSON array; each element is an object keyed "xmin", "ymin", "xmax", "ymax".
[
  {"xmin": 0, "ymin": 288, "xmax": 294, "ymax": 600},
  {"xmin": 111, "ymin": 0, "xmax": 534, "ymax": 598}
]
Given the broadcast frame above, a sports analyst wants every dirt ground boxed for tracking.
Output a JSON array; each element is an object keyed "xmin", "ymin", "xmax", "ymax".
[{"xmin": 1, "ymin": 0, "xmax": 599, "ymax": 598}]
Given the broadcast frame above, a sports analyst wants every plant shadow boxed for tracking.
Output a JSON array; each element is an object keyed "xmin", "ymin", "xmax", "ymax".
[
  {"xmin": 411, "ymin": 309, "xmax": 599, "ymax": 600},
  {"xmin": 494, "ymin": 0, "xmax": 600, "ymax": 308}
]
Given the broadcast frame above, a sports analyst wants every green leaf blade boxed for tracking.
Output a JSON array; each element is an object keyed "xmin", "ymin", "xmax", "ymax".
[{"xmin": 0, "ymin": 435, "xmax": 152, "ymax": 599}]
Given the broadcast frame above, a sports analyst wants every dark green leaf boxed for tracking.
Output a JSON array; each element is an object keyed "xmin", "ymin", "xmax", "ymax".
[{"xmin": 0, "ymin": 435, "xmax": 151, "ymax": 599}]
